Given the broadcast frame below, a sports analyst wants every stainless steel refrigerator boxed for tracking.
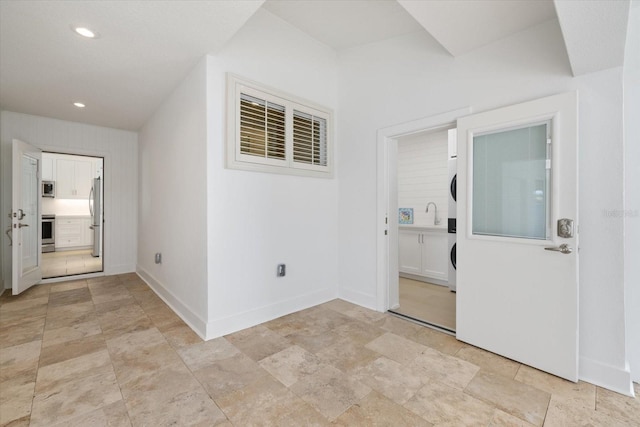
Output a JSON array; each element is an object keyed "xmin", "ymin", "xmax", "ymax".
[{"xmin": 89, "ymin": 177, "xmax": 101, "ymax": 257}]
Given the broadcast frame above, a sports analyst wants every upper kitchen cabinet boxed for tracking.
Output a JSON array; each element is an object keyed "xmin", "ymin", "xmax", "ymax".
[
  {"xmin": 41, "ymin": 155, "xmax": 55, "ymax": 180},
  {"xmin": 56, "ymin": 157, "xmax": 94, "ymax": 199}
]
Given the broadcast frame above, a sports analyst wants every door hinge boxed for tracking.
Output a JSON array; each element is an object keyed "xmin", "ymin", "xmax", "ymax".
[{"xmin": 384, "ymin": 230, "xmax": 388, "ymax": 235}]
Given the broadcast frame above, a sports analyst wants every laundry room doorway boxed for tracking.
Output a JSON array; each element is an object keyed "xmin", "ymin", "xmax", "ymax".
[
  {"xmin": 392, "ymin": 127, "xmax": 457, "ymax": 332},
  {"xmin": 376, "ymin": 107, "xmax": 470, "ymax": 333}
]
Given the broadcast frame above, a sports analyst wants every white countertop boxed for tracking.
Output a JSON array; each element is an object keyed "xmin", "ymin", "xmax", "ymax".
[
  {"xmin": 54, "ymin": 214, "xmax": 91, "ymax": 218},
  {"xmin": 399, "ymin": 224, "xmax": 447, "ymax": 232}
]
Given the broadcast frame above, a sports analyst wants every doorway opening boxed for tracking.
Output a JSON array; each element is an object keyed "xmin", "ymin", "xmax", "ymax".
[
  {"xmin": 40, "ymin": 152, "xmax": 104, "ymax": 279},
  {"xmin": 388, "ymin": 127, "xmax": 456, "ymax": 332},
  {"xmin": 375, "ymin": 107, "xmax": 470, "ymax": 333}
]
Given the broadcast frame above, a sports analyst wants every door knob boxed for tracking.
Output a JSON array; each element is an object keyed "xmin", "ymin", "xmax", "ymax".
[
  {"xmin": 18, "ymin": 223, "xmax": 30, "ymax": 228},
  {"xmin": 544, "ymin": 243, "xmax": 572, "ymax": 254}
]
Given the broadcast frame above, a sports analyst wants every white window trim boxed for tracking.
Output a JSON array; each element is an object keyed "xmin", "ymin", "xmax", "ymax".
[{"xmin": 226, "ymin": 73, "xmax": 334, "ymax": 178}]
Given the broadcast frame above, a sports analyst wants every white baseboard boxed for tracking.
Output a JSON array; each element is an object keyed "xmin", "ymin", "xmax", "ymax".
[
  {"xmin": 337, "ymin": 287, "xmax": 378, "ymax": 311},
  {"xmin": 205, "ymin": 287, "xmax": 336, "ymax": 340},
  {"xmin": 580, "ymin": 356, "xmax": 635, "ymax": 397},
  {"xmin": 136, "ymin": 266, "xmax": 208, "ymax": 340}
]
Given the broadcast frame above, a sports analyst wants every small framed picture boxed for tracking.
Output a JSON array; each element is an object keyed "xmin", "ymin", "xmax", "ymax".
[{"xmin": 399, "ymin": 208, "xmax": 414, "ymax": 224}]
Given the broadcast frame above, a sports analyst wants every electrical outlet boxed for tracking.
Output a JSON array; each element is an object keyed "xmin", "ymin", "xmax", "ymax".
[
  {"xmin": 155, "ymin": 253, "xmax": 162, "ymax": 264},
  {"xmin": 277, "ymin": 264, "xmax": 286, "ymax": 277}
]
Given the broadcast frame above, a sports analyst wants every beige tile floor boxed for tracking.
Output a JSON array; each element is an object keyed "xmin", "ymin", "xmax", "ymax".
[
  {"xmin": 0, "ymin": 274, "xmax": 638, "ymax": 426},
  {"xmin": 393, "ymin": 277, "xmax": 456, "ymax": 331},
  {"xmin": 42, "ymin": 249, "xmax": 102, "ymax": 279}
]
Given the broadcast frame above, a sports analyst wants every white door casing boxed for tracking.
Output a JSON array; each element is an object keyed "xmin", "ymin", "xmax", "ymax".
[
  {"xmin": 456, "ymin": 92, "xmax": 579, "ymax": 382},
  {"xmin": 12, "ymin": 139, "xmax": 43, "ymax": 294}
]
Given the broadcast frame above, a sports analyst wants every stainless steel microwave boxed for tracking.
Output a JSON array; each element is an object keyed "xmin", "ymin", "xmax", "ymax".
[{"xmin": 42, "ymin": 180, "xmax": 55, "ymax": 198}]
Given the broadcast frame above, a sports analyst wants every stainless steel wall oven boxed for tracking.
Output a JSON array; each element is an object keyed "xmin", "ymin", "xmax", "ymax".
[{"xmin": 42, "ymin": 214, "xmax": 55, "ymax": 253}]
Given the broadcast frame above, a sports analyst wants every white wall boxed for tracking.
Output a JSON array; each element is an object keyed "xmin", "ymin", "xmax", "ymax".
[
  {"xmin": 138, "ymin": 58, "xmax": 209, "ymax": 335},
  {"xmin": 0, "ymin": 111, "xmax": 138, "ymax": 287},
  {"xmin": 624, "ymin": 3, "xmax": 640, "ymax": 384},
  {"xmin": 337, "ymin": 19, "xmax": 632, "ymax": 393},
  {"xmin": 204, "ymin": 9, "xmax": 339, "ymax": 338},
  {"xmin": 397, "ymin": 130, "xmax": 448, "ymax": 227}
]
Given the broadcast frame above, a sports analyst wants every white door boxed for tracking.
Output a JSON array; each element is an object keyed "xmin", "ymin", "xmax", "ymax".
[
  {"xmin": 456, "ymin": 92, "xmax": 579, "ymax": 381},
  {"xmin": 12, "ymin": 139, "xmax": 42, "ymax": 295}
]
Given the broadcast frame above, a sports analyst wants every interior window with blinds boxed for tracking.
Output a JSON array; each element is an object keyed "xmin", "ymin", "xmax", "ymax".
[
  {"xmin": 227, "ymin": 74, "xmax": 333, "ymax": 178},
  {"xmin": 240, "ymin": 94, "xmax": 285, "ymax": 160},
  {"xmin": 293, "ymin": 111, "xmax": 327, "ymax": 166}
]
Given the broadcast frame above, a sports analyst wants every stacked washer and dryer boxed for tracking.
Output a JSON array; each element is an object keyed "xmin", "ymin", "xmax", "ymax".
[{"xmin": 447, "ymin": 129, "xmax": 457, "ymax": 292}]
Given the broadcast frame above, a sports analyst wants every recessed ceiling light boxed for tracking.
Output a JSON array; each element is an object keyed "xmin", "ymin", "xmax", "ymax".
[
  {"xmin": 72, "ymin": 26, "xmax": 99, "ymax": 39},
  {"xmin": 73, "ymin": 102, "xmax": 86, "ymax": 108}
]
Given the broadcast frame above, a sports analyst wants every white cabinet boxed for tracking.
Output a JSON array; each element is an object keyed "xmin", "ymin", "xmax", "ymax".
[
  {"xmin": 399, "ymin": 228, "xmax": 448, "ymax": 281},
  {"xmin": 399, "ymin": 230, "xmax": 423, "ymax": 275},
  {"xmin": 56, "ymin": 158, "xmax": 93, "ymax": 199},
  {"xmin": 41, "ymin": 156, "xmax": 55, "ymax": 180},
  {"xmin": 56, "ymin": 217, "xmax": 93, "ymax": 249}
]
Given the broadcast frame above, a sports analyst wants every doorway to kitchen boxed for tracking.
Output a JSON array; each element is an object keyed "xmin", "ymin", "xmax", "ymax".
[{"xmin": 40, "ymin": 152, "xmax": 104, "ymax": 279}]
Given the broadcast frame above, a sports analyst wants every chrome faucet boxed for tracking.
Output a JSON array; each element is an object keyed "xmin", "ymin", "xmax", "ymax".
[{"xmin": 425, "ymin": 202, "xmax": 441, "ymax": 225}]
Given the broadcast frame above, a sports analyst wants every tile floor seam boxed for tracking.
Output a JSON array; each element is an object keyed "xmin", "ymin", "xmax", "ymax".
[{"xmin": 101, "ymin": 326, "xmax": 133, "ymax": 427}]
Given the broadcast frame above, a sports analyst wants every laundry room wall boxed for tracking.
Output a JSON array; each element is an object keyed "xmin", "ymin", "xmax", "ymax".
[{"xmin": 397, "ymin": 130, "xmax": 449, "ymax": 227}]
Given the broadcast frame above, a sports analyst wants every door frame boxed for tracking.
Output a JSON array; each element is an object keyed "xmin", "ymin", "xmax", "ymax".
[
  {"xmin": 11, "ymin": 139, "xmax": 43, "ymax": 294},
  {"xmin": 376, "ymin": 107, "xmax": 471, "ymax": 312},
  {"xmin": 35, "ymin": 146, "xmax": 108, "ymax": 284}
]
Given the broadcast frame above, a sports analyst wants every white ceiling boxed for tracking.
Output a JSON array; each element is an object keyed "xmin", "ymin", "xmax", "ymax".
[
  {"xmin": 263, "ymin": 0, "xmax": 425, "ymax": 50},
  {"xmin": 0, "ymin": 0, "xmax": 633, "ymax": 132},
  {"xmin": 554, "ymin": 0, "xmax": 631, "ymax": 76},
  {"xmin": 397, "ymin": 0, "xmax": 557, "ymax": 56},
  {"xmin": 0, "ymin": 0, "xmax": 264, "ymax": 131}
]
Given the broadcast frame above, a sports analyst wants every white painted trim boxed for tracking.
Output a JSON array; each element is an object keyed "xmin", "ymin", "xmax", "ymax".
[
  {"xmin": 579, "ymin": 356, "xmax": 635, "ymax": 397},
  {"xmin": 376, "ymin": 107, "xmax": 472, "ymax": 312},
  {"xmin": 137, "ymin": 266, "xmax": 208, "ymax": 340},
  {"xmin": 36, "ymin": 145, "xmax": 137, "ymax": 282},
  {"xmin": 205, "ymin": 287, "xmax": 335, "ymax": 340},
  {"xmin": 338, "ymin": 286, "xmax": 378, "ymax": 311}
]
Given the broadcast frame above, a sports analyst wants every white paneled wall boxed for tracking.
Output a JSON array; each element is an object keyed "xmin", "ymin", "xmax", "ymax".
[
  {"xmin": 0, "ymin": 111, "xmax": 138, "ymax": 288},
  {"xmin": 397, "ymin": 129, "xmax": 449, "ymax": 227}
]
